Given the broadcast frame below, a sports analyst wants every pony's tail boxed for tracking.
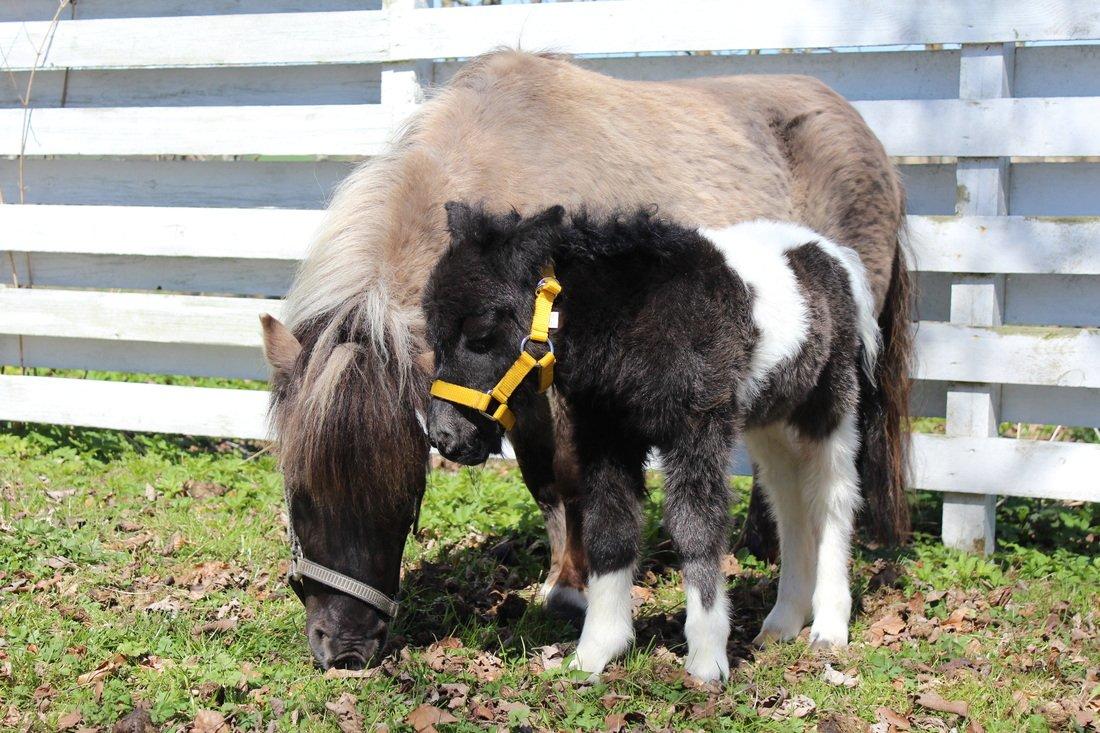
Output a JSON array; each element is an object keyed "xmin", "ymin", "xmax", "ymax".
[{"xmin": 857, "ymin": 237, "xmax": 913, "ymax": 546}]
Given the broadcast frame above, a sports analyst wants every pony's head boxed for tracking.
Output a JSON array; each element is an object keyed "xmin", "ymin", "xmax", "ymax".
[
  {"xmin": 422, "ymin": 202, "xmax": 565, "ymax": 464},
  {"xmin": 261, "ymin": 312, "xmax": 428, "ymax": 670}
]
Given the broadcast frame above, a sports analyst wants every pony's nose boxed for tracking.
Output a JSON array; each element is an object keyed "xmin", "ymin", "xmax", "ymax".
[{"xmin": 307, "ymin": 617, "xmax": 386, "ymax": 670}]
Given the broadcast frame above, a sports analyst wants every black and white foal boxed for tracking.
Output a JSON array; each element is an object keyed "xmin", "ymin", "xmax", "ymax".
[{"xmin": 424, "ymin": 204, "xmax": 880, "ymax": 681}]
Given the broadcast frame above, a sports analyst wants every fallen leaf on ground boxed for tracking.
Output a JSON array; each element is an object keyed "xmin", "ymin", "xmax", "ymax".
[
  {"xmin": 916, "ymin": 691, "xmax": 969, "ymax": 717},
  {"xmin": 46, "ymin": 488, "xmax": 77, "ymax": 503},
  {"xmin": 406, "ymin": 704, "xmax": 457, "ymax": 732},
  {"xmin": 77, "ymin": 654, "xmax": 126, "ymax": 685},
  {"xmin": 57, "ymin": 711, "xmax": 83, "ymax": 729},
  {"xmin": 191, "ymin": 618, "xmax": 238, "ymax": 636},
  {"xmin": 875, "ymin": 706, "xmax": 910, "ymax": 730},
  {"xmin": 325, "ymin": 693, "xmax": 364, "ymax": 733},
  {"xmin": 112, "ymin": 705, "xmax": 156, "ymax": 733},
  {"xmin": 822, "ymin": 663, "xmax": 859, "ymax": 688},
  {"xmin": 182, "ymin": 480, "xmax": 228, "ymax": 499},
  {"xmin": 604, "ymin": 713, "xmax": 627, "ymax": 732},
  {"xmin": 191, "ymin": 710, "xmax": 228, "ymax": 733}
]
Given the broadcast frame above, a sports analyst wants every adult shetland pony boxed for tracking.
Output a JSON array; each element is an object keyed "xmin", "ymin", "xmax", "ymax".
[{"xmin": 260, "ymin": 50, "xmax": 911, "ymax": 670}]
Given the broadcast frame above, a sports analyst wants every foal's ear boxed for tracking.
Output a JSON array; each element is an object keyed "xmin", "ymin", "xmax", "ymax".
[
  {"xmin": 443, "ymin": 201, "xmax": 489, "ymax": 244},
  {"xmin": 529, "ymin": 205, "xmax": 566, "ymax": 227},
  {"xmin": 260, "ymin": 314, "xmax": 302, "ymax": 374}
]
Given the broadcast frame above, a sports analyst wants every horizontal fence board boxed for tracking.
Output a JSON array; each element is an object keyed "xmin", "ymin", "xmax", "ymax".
[
  {"xmin": 0, "ymin": 159, "xmax": 349, "ymax": 209},
  {"xmin": 5, "ymin": 205, "xmax": 1095, "ymax": 275},
  {"xmin": 852, "ymin": 97, "xmax": 1100, "ymax": 158},
  {"xmin": 0, "ymin": 374, "xmax": 270, "ymax": 439},
  {"xmin": 1, "ymin": 253, "xmax": 294, "ymax": 297},
  {"xmin": 909, "ymin": 217, "xmax": 1100, "ymax": 275},
  {"xmin": 0, "ymin": 288, "xmax": 282, "ymax": 347},
  {"xmin": 914, "ymin": 272, "xmax": 1100, "ymax": 329},
  {"xmin": 437, "ymin": 49, "xmax": 962, "ymax": 102},
  {"xmin": 0, "ymin": 0, "xmax": 377, "ymax": 23},
  {"xmin": 911, "ymin": 433, "xmax": 1100, "ymax": 502},
  {"xmin": 1016, "ymin": 44, "xmax": 1100, "ymax": 99},
  {"xmin": 912, "ymin": 381, "xmax": 1100, "ymax": 428},
  {"xmin": 0, "ymin": 336, "xmax": 267, "ymax": 381},
  {"xmin": 2, "ymin": 1, "xmax": 1097, "ymax": 70},
  {"xmin": 913, "ymin": 322, "xmax": 1100, "ymax": 389},
  {"xmin": 3, "ymin": 99, "xmax": 1099, "ymax": 158},
  {"xmin": 0, "ymin": 105, "xmax": 391, "ymax": 157},
  {"xmin": 1, "ymin": 373, "xmax": 1094, "ymax": 501},
  {"xmin": 1011, "ymin": 163, "xmax": 1100, "ymax": 217},
  {"xmin": 1, "ymin": 65, "xmax": 382, "ymax": 109},
  {"xmin": 0, "ymin": 205, "xmax": 317, "ymax": 258}
]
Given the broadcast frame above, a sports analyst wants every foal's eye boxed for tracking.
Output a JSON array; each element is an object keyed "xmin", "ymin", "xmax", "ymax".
[{"xmin": 461, "ymin": 314, "xmax": 496, "ymax": 354}]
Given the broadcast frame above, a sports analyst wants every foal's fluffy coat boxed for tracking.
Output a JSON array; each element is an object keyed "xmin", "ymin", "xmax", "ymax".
[{"xmin": 424, "ymin": 206, "xmax": 880, "ymax": 681}]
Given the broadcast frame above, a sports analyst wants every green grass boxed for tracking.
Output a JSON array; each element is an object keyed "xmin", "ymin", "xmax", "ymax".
[{"xmin": 1, "ymin": 423, "xmax": 1097, "ymax": 732}]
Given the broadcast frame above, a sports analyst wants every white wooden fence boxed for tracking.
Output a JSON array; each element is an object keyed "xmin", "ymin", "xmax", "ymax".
[{"xmin": 1, "ymin": 0, "xmax": 1098, "ymax": 551}]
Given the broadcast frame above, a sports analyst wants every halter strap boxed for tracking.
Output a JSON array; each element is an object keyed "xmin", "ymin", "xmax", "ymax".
[
  {"xmin": 430, "ymin": 271, "xmax": 561, "ymax": 430},
  {"xmin": 284, "ymin": 483, "xmax": 399, "ymax": 619}
]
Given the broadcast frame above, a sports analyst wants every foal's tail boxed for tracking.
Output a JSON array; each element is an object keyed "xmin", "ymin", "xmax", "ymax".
[{"xmin": 857, "ymin": 238, "xmax": 913, "ymax": 545}]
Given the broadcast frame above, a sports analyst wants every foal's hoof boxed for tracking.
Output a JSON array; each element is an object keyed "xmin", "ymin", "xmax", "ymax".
[
  {"xmin": 808, "ymin": 624, "xmax": 849, "ymax": 650},
  {"xmin": 685, "ymin": 654, "xmax": 730, "ymax": 683}
]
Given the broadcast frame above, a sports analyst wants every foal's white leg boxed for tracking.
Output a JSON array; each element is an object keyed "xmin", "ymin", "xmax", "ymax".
[
  {"xmin": 570, "ymin": 567, "xmax": 635, "ymax": 675},
  {"xmin": 746, "ymin": 425, "xmax": 816, "ymax": 644},
  {"xmin": 803, "ymin": 413, "xmax": 861, "ymax": 648},
  {"xmin": 684, "ymin": 578, "xmax": 731, "ymax": 682}
]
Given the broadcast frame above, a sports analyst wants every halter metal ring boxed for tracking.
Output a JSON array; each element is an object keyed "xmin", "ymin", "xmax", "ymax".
[{"xmin": 520, "ymin": 335, "xmax": 554, "ymax": 355}]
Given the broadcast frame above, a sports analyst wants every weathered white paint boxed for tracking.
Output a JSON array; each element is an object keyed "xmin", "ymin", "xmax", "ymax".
[
  {"xmin": 0, "ymin": 374, "xmax": 271, "ymax": 439},
  {"xmin": 913, "ymin": 322, "xmax": 1100, "ymax": 389},
  {"xmin": 4, "ymin": 99, "xmax": 1100, "ymax": 158},
  {"xmin": 0, "ymin": 105, "xmax": 391, "ymax": 157},
  {"xmin": 912, "ymin": 433, "xmax": 1100, "ymax": 503},
  {"xmin": 2, "ymin": 1, "xmax": 1096, "ymax": 70},
  {"xmin": 0, "ymin": 288, "xmax": 282, "ymax": 347},
  {"xmin": 941, "ymin": 41, "xmax": 1014, "ymax": 554},
  {"xmin": 0, "ymin": 2, "xmax": 1095, "ymax": 528},
  {"xmin": 6, "ymin": 207, "xmax": 1096, "ymax": 274}
]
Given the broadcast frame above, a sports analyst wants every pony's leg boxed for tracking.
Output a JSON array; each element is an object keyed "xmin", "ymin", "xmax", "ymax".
[
  {"xmin": 745, "ymin": 424, "xmax": 816, "ymax": 645},
  {"xmin": 803, "ymin": 412, "xmax": 861, "ymax": 648},
  {"xmin": 569, "ymin": 441, "xmax": 646, "ymax": 676},
  {"xmin": 662, "ymin": 424, "xmax": 734, "ymax": 682},
  {"xmin": 509, "ymin": 393, "xmax": 587, "ymax": 617}
]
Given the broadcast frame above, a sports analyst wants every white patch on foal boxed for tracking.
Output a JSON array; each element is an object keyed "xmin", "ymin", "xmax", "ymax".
[
  {"xmin": 570, "ymin": 567, "xmax": 634, "ymax": 676},
  {"xmin": 700, "ymin": 222, "xmax": 809, "ymax": 404},
  {"xmin": 684, "ymin": 583, "xmax": 731, "ymax": 682}
]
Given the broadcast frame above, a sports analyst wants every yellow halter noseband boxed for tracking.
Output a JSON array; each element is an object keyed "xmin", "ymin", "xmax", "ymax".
[{"xmin": 429, "ymin": 271, "xmax": 561, "ymax": 431}]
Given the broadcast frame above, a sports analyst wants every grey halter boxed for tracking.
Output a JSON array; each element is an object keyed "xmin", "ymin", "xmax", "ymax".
[{"xmin": 284, "ymin": 485, "xmax": 400, "ymax": 619}]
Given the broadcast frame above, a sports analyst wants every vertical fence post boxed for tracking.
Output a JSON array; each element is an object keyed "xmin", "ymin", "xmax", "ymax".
[
  {"xmin": 381, "ymin": 0, "xmax": 431, "ymax": 131},
  {"xmin": 942, "ymin": 43, "xmax": 1014, "ymax": 554}
]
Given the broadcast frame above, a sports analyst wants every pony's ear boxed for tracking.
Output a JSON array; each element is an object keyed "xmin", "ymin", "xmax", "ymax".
[{"xmin": 260, "ymin": 313, "xmax": 302, "ymax": 374}]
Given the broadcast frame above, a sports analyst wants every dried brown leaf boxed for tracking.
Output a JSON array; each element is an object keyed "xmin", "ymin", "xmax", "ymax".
[
  {"xmin": 57, "ymin": 711, "xmax": 83, "ymax": 730},
  {"xmin": 112, "ymin": 705, "xmax": 157, "ymax": 733},
  {"xmin": 182, "ymin": 480, "xmax": 228, "ymax": 500},
  {"xmin": 916, "ymin": 691, "xmax": 969, "ymax": 717},
  {"xmin": 406, "ymin": 704, "xmax": 457, "ymax": 732},
  {"xmin": 325, "ymin": 693, "xmax": 364, "ymax": 733},
  {"xmin": 190, "ymin": 710, "xmax": 229, "ymax": 733}
]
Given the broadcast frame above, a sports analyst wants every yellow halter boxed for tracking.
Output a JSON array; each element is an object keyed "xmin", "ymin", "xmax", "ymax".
[{"xmin": 429, "ymin": 271, "xmax": 561, "ymax": 431}]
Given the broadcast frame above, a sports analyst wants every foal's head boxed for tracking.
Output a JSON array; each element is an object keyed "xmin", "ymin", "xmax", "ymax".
[{"xmin": 423, "ymin": 202, "xmax": 565, "ymax": 463}]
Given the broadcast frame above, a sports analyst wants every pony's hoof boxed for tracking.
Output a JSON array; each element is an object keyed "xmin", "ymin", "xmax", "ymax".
[{"xmin": 754, "ymin": 604, "xmax": 807, "ymax": 646}]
